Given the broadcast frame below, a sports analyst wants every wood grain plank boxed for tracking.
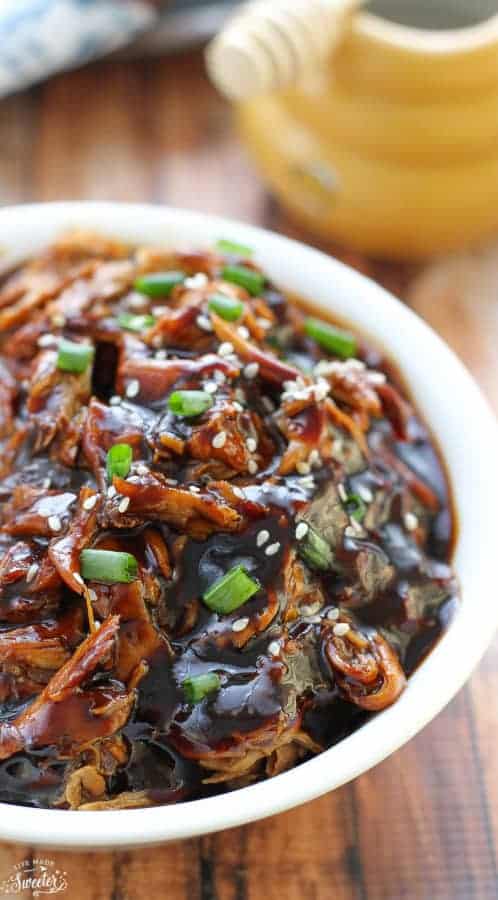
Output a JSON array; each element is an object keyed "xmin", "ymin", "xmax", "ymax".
[
  {"xmin": 143, "ymin": 52, "xmax": 268, "ymax": 221},
  {"xmin": 354, "ymin": 691, "xmax": 497, "ymax": 900},
  {"xmin": 0, "ymin": 91, "xmax": 38, "ymax": 204},
  {"xmin": 34, "ymin": 63, "xmax": 153, "ymax": 202},
  {"xmin": 204, "ymin": 787, "xmax": 361, "ymax": 900}
]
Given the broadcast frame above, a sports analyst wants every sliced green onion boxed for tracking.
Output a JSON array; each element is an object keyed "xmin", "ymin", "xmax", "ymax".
[
  {"xmin": 208, "ymin": 293, "xmax": 244, "ymax": 322},
  {"xmin": 203, "ymin": 565, "xmax": 260, "ymax": 614},
  {"xmin": 216, "ymin": 238, "xmax": 253, "ymax": 258},
  {"xmin": 183, "ymin": 672, "xmax": 221, "ymax": 704},
  {"xmin": 304, "ymin": 317, "xmax": 357, "ymax": 359},
  {"xmin": 298, "ymin": 525, "xmax": 334, "ymax": 571},
  {"xmin": 134, "ymin": 270, "xmax": 185, "ymax": 297},
  {"xmin": 345, "ymin": 493, "xmax": 366, "ymax": 522},
  {"xmin": 221, "ymin": 264, "xmax": 264, "ymax": 296},
  {"xmin": 117, "ymin": 312, "xmax": 156, "ymax": 332},
  {"xmin": 80, "ymin": 549, "xmax": 138, "ymax": 584},
  {"xmin": 57, "ymin": 339, "xmax": 94, "ymax": 374},
  {"xmin": 168, "ymin": 390, "xmax": 213, "ymax": 418},
  {"xmin": 106, "ymin": 443, "xmax": 133, "ymax": 481}
]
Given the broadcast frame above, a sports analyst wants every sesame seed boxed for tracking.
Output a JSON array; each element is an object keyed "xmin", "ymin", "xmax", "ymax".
[
  {"xmin": 204, "ymin": 381, "xmax": 218, "ymax": 394},
  {"xmin": 237, "ymin": 326, "xmax": 250, "ymax": 340},
  {"xmin": 185, "ymin": 273, "xmax": 208, "ymax": 289},
  {"xmin": 337, "ymin": 483, "xmax": 347, "ymax": 502},
  {"xmin": 128, "ymin": 294, "xmax": 148, "ymax": 310},
  {"xmin": 152, "ymin": 306, "xmax": 167, "ymax": 317},
  {"xmin": 295, "ymin": 522, "xmax": 309, "ymax": 541},
  {"xmin": 344, "ymin": 525, "xmax": 357, "ymax": 538},
  {"xmin": 246, "ymin": 437, "xmax": 257, "ymax": 453},
  {"xmin": 48, "ymin": 515, "xmax": 62, "ymax": 532},
  {"xmin": 233, "ymin": 401, "xmax": 244, "ymax": 412},
  {"xmin": 212, "ymin": 431, "xmax": 227, "ymax": 449},
  {"xmin": 83, "ymin": 495, "xmax": 97, "ymax": 511},
  {"xmin": 88, "ymin": 589, "xmax": 97, "ymax": 603},
  {"xmin": 404, "ymin": 512, "xmax": 419, "ymax": 532},
  {"xmin": 358, "ymin": 484, "xmax": 373, "ymax": 503},
  {"xmin": 126, "ymin": 379, "xmax": 140, "ymax": 399},
  {"xmin": 265, "ymin": 542, "xmax": 281, "ymax": 557},
  {"xmin": 118, "ymin": 497, "xmax": 130, "ymax": 513},
  {"xmin": 165, "ymin": 478, "xmax": 178, "ymax": 486},
  {"xmin": 349, "ymin": 517, "xmax": 364, "ymax": 535},
  {"xmin": 136, "ymin": 464, "xmax": 149, "ymax": 475},
  {"xmin": 268, "ymin": 641, "xmax": 280, "ymax": 657},
  {"xmin": 232, "ymin": 486, "xmax": 245, "ymax": 499},
  {"xmin": 107, "ymin": 485, "xmax": 117, "ymax": 499},
  {"xmin": 309, "ymin": 449, "xmax": 321, "ymax": 466},
  {"xmin": 26, "ymin": 563, "xmax": 39, "ymax": 584},
  {"xmin": 51, "ymin": 313, "xmax": 66, "ymax": 328},
  {"xmin": 37, "ymin": 333, "xmax": 56, "ymax": 348},
  {"xmin": 109, "ymin": 395, "xmax": 122, "ymax": 406},
  {"xmin": 257, "ymin": 317, "xmax": 272, "ymax": 330},
  {"xmin": 248, "ymin": 459, "xmax": 258, "ymax": 475},
  {"xmin": 232, "ymin": 617, "xmax": 249, "ymax": 632},
  {"xmin": 307, "ymin": 614, "xmax": 322, "ymax": 624},
  {"xmin": 256, "ymin": 529, "xmax": 270, "ymax": 547},
  {"xmin": 333, "ymin": 622, "xmax": 350, "ymax": 637},
  {"xmin": 155, "ymin": 349, "xmax": 167, "ymax": 360},
  {"xmin": 189, "ymin": 485, "xmax": 201, "ymax": 493},
  {"xmin": 196, "ymin": 314, "xmax": 213, "ymax": 333},
  {"xmin": 94, "ymin": 620, "xmax": 102, "ymax": 629},
  {"xmin": 73, "ymin": 572, "xmax": 84, "ymax": 586},
  {"xmin": 313, "ymin": 380, "xmax": 330, "ymax": 402},
  {"xmin": 300, "ymin": 605, "xmax": 315, "ymax": 616},
  {"xmin": 218, "ymin": 341, "xmax": 234, "ymax": 357},
  {"xmin": 327, "ymin": 607, "xmax": 340, "ymax": 621},
  {"xmin": 367, "ymin": 371, "xmax": 387, "ymax": 385},
  {"xmin": 296, "ymin": 461, "xmax": 311, "ymax": 475},
  {"xmin": 243, "ymin": 362, "xmax": 259, "ymax": 379}
]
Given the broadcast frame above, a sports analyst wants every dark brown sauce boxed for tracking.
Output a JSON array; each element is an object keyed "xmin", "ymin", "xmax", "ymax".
[{"xmin": 0, "ymin": 239, "xmax": 459, "ymax": 809}]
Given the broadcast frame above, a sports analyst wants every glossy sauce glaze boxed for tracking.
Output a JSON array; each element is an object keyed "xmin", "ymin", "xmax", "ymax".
[{"xmin": 0, "ymin": 233, "xmax": 458, "ymax": 809}]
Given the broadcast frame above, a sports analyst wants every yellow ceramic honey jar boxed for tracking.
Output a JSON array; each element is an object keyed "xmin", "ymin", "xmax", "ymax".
[{"xmin": 208, "ymin": 1, "xmax": 498, "ymax": 259}]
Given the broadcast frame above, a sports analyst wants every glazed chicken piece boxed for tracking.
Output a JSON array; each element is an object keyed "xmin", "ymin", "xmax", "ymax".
[{"xmin": 0, "ymin": 616, "xmax": 133, "ymax": 762}]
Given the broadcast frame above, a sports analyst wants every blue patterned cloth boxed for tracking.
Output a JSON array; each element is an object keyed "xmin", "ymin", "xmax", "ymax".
[{"xmin": 0, "ymin": 0, "xmax": 156, "ymax": 97}]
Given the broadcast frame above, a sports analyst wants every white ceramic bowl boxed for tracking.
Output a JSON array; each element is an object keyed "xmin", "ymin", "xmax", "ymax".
[{"xmin": 0, "ymin": 203, "xmax": 496, "ymax": 849}]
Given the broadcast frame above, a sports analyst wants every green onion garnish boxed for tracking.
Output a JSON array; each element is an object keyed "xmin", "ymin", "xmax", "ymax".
[
  {"xmin": 80, "ymin": 549, "xmax": 138, "ymax": 584},
  {"xmin": 57, "ymin": 339, "xmax": 94, "ymax": 374},
  {"xmin": 221, "ymin": 264, "xmax": 264, "ymax": 296},
  {"xmin": 203, "ymin": 565, "xmax": 260, "ymax": 614},
  {"xmin": 183, "ymin": 672, "xmax": 221, "ymax": 704},
  {"xmin": 106, "ymin": 443, "xmax": 133, "ymax": 481},
  {"xmin": 117, "ymin": 312, "xmax": 156, "ymax": 332},
  {"xmin": 304, "ymin": 318, "xmax": 357, "ymax": 359},
  {"xmin": 298, "ymin": 526, "xmax": 334, "ymax": 571},
  {"xmin": 134, "ymin": 271, "xmax": 185, "ymax": 297},
  {"xmin": 216, "ymin": 238, "xmax": 253, "ymax": 258},
  {"xmin": 207, "ymin": 293, "xmax": 244, "ymax": 322},
  {"xmin": 168, "ymin": 390, "xmax": 213, "ymax": 418},
  {"xmin": 345, "ymin": 493, "xmax": 366, "ymax": 522}
]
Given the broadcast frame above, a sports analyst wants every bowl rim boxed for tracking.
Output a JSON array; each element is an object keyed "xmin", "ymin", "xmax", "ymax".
[{"xmin": 0, "ymin": 202, "xmax": 496, "ymax": 849}]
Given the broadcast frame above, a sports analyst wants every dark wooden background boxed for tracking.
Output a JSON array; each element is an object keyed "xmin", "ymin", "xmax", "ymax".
[{"xmin": 0, "ymin": 49, "xmax": 497, "ymax": 900}]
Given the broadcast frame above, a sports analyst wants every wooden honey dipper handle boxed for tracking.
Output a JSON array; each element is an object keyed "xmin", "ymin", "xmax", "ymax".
[{"xmin": 206, "ymin": 0, "xmax": 362, "ymax": 101}]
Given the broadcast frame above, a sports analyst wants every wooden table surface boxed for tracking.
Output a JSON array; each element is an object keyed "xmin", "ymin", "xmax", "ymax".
[{"xmin": 0, "ymin": 49, "xmax": 497, "ymax": 900}]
